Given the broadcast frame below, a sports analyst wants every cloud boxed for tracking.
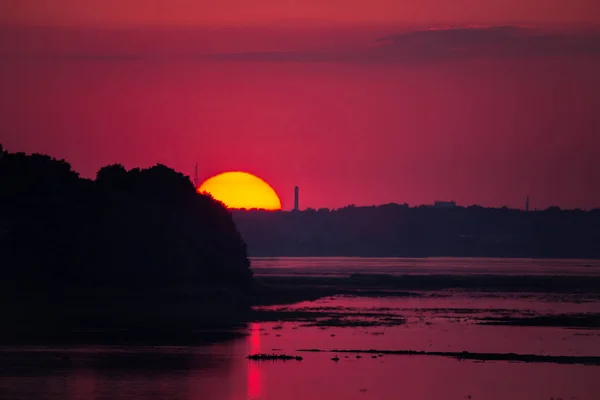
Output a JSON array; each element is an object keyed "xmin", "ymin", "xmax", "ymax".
[
  {"xmin": 2, "ymin": 25, "xmax": 599, "ymax": 64},
  {"xmin": 202, "ymin": 26, "xmax": 600, "ymax": 63}
]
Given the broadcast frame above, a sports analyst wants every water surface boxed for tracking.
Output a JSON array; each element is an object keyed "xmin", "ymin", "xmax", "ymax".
[
  {"xmin": 251, "ymin": 257, "xmax": 600, "ymax": 277},
  {"xmin": 2, "ymin": 257, "xmax": 599, "ymax": 400}
]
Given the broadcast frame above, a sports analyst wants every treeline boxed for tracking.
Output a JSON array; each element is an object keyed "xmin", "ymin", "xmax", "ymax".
[
  {"xmin": 233, "ymin": 204, "xmax": 600, "ymax": 258},
  {"xmin": 0, "ymin": 146, "xmax": 252, "ymax": 341}
]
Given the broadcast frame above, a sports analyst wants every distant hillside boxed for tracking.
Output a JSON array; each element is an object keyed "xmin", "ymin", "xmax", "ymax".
[
  {"xmin": 0, "ymin": 146, "xmax": 252, "ymax": 342},
  {"xmin": 233, "ymin": 205, "xmax": 600, "ymax": 258}
]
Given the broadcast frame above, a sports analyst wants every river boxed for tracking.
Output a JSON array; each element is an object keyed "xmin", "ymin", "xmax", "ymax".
[{"xmin": 1, "ymin": 257, "xmax": 599, "ymax": 400}]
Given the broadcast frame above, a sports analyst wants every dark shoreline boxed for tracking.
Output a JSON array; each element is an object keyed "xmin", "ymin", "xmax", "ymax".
[
  {"xmin": 4, "ymin": 272, "xmax": 600, "ymax": 346},
  {"xmin": 252, "ymin": 273, "xmax": 600, "ymax": 305},
  {"xmin": 234, "ymin": 206, "xmax": 600, "ymax": 259},
  {"xmin": 297, "ymin": 349, "xmax": 600, "ymax": 366}
]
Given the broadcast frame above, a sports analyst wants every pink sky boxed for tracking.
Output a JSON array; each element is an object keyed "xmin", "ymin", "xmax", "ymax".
[
  {"xmin": 3, "ymin": 0, "xmax": 600, "ymax": 26},
  {"xmin": 1, "ymin": 2, "xmax": 599, "ymax": 210}
]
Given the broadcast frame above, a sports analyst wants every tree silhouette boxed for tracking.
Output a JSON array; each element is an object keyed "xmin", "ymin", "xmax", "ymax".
[
  {"xmin": 0, "ymin": 148, "xmax": 252, "ymax": 340},
  {"xmin": 96, "ymin": 164, "xmax": 129, "ymax": 190},
  {"xmin": 233, "ymin": 203, "xmax": 600, "ymax": 258}
]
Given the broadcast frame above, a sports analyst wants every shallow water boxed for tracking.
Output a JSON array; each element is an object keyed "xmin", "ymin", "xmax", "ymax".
[
  {"xmin": 2, "ymin": 257, "xmax": 600, "ymax": 399},
  {"xmin": 256, "ymin": 294, "xmax": 600, "ymax": 357},
  {"xmin": 252, "ymin": 257, "xmax": 600, "ymax": 277},
  {"xmin": 1, "ymin": 326, "xmax": 599, "ymax": 400}
]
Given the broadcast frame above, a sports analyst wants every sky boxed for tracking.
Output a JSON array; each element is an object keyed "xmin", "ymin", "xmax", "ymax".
[{"xmin": 1, "ymin": 1, "xmax": 600, "ymax": 210}]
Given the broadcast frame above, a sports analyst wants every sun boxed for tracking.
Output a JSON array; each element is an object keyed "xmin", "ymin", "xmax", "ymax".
[{"xmin": 198, "ymin": 171, "xmax": 282, "ymax": 210}]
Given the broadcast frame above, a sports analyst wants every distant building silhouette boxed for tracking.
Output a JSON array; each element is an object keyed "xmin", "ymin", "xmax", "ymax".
[
  {"xmin": 294, "ymin": 186, "xmax": 299, "ymax": 211},
  {"xmin": 434, "ymin": 201, "xmax": 456, "ymax": 209}
]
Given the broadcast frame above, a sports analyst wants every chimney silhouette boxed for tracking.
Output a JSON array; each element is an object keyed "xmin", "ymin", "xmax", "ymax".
[
  {"xmin": 294, "ymin": 186, "xmax": 299, "ymax": 211},
  {"xmin": 526, "ymin": 196, "xmax": 530, "ymax": 212}
]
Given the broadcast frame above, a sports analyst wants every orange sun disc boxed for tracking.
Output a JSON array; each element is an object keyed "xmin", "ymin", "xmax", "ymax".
[{"xmin": 198, "ymin": 171, "xmax": 282, "ymax": 210}]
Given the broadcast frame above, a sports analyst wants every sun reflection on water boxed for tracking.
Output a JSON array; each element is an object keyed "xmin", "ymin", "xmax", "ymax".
[{"xmin": 248, "ymin": 323, "xmax": 263, "ymax": 400}]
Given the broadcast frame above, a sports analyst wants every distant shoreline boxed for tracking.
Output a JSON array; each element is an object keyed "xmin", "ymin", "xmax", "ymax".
[
  {"xmin": 233, "ymin": 206, "xmax": 600, "ymax": 259},
  {"xmin": 250, "ymin": 255, "xmax": 600, "ymax": 261}
]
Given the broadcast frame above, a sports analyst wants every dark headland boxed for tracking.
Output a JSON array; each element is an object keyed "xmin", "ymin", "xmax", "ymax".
[
  {"xmin": 2, "ymin": 145, "xmax": 599, "ymax": 345},
  {"xmin": 0, "ymin": 147, "xmax": 252, "ymax": 344}
]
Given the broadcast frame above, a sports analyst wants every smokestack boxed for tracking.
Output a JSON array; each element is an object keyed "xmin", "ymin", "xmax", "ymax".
[
  {"xmin": 294, "ymin": 186, "xmax": 299, "ymax": 211},
  {"xmin": 194, "ymin": 163, "xmax": 199, "ymax": 188},
  {"xmin": 526, "ymin": 196, "xmax": 530, "ymax": 212}
]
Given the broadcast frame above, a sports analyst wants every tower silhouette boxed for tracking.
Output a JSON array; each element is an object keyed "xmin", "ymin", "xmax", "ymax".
[{"xmin": 294, "ymin": 186, "xmax": 299, "ymax": 211}]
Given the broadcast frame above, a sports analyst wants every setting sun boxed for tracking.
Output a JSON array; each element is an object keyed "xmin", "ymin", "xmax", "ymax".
[{"xmin": 198, "ymin": 171, "xmax": 282, "ymax": 210}]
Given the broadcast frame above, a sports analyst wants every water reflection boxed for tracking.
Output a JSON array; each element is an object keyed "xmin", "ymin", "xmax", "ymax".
[
  {"xmin": 248, "ymin": 323, "xmax": 263, "ymax": 400},
  {"xmin": 67, "ymin": 368, "xmax": 94, "ymax": 400},
  {"xmin": 0, "ymin": 331, "xmax": 249, "ymax": 400},
  {"xmin": 1, "ymin": 305, "xmax": 600, "ymax": 400}
]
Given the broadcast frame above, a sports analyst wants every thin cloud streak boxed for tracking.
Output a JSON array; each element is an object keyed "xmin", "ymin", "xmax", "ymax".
[
  {"xmin": 203, "ymin": 26, "xmax": 600, "ymax": 63},
  {"xmin": 2, "ymin": 25, "xmax": 600, "ymax": 63}
]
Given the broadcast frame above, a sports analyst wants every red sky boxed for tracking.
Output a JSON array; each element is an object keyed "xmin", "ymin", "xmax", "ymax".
[
  {"xmin": 1, "ymin": 2, "xmax": 599, "ymax": 210},
  {"xmin": 3, "ymin": 0, "xmax": 600, "ymax": 26}
]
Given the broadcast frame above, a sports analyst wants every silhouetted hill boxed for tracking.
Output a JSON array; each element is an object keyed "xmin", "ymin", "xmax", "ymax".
[
  {"xmin": 232, "ymin": 204, "xmax": 600, "ymax": 258},
  {"xmin": 0, "ymin": 146, "xmax": 251, "ymax": 343}
]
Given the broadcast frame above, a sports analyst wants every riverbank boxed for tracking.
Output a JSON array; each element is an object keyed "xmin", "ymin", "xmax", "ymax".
[{"xmin": 252, "ymin": 272, "xmax": 600, "ymax": 304}]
